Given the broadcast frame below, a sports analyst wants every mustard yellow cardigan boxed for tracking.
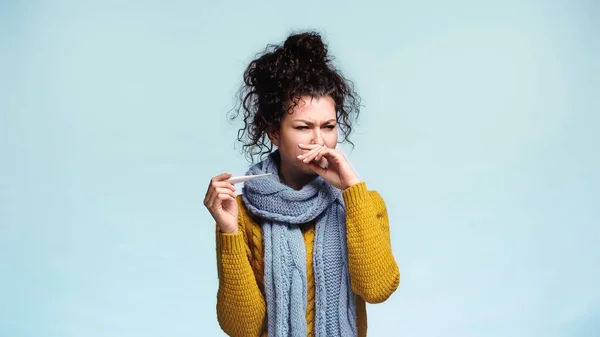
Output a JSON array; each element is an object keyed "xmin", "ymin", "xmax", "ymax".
[{"xmin": 215, "ymin": 182, "xmax": 400, "ymax": 336}]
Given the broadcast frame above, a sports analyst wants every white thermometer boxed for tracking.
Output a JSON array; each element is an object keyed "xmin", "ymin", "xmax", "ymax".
[{"xmin": 226, "ymin": 173, "xmax": 272, "ymax": 185}]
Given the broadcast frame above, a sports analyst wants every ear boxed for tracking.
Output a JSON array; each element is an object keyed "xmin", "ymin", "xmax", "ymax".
[{"xmin": 267, "ymin": 129, "xmax": 280, "ymax": 147}]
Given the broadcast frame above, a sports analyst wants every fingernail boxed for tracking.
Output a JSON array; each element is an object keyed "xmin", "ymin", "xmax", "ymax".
[{"xmin": 297, "ymin": 155, "xmax": 302, "ymax": 159}]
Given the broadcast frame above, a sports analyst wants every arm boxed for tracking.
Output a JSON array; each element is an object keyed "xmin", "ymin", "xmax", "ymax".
[
  {"xmin": 215, "ymin": 200, "xmax": 266, "ymax": 336},
  {"xmin": 343, "ymin": 182, "xmax": 400, "ymax": 303}
]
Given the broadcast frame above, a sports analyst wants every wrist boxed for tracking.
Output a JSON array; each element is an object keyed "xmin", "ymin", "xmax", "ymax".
[
  {"xmin": 219, "ymin": 225, "xmax": 238, "ymax": 235},
  {"xmin": 342, "ymin": 176, "xmax": 361, "ymax": 190}
]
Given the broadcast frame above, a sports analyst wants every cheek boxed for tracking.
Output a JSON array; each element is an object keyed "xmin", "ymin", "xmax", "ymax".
[
  {"xmin": 325, "ymin": 131, "xmax": 338, "ymax": 147},
  {"xmin": 285, "ymin": 133, "xmax": 312, "ymax": 153},
  {"xmin": 279, "ymin": 134, "xmax": 304, "ymax": 157}
]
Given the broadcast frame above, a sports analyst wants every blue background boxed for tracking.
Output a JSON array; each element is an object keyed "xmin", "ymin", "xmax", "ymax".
[{"xmin": 1, "ymin": 0, "xmax": 599, "ymax": 336}]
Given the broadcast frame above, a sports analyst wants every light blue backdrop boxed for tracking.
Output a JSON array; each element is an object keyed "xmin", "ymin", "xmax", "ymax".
[{"xmin": 1, "ymin": 0, "xmax": 598, "ymax": 336}]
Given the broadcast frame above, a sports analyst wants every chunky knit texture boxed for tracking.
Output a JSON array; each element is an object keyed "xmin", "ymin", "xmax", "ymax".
[
  {"xmin": 215, "ymin": 180, "xmax": 400, "ymax": 337},
  {"xmin": 241, "ymin": 152, "xmax": 356, "ymax": 337}
]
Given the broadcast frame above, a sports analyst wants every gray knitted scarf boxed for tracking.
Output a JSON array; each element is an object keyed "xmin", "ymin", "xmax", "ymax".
[{"xmin": 242, "ymin": 151, "xmax": 357, "ymax": 337}]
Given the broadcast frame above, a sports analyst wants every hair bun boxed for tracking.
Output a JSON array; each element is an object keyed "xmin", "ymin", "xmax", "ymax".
[{"xmin": 282, "ymin": 32, "xmax": 328, "ymax": 64}]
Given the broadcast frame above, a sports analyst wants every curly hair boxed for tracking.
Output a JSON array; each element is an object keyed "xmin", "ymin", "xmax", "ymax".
[{"xmin": 228, "ymin": 31, "xmax": 362, "ymax": 163}]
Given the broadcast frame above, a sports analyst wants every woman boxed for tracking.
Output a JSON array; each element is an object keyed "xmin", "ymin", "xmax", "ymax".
[{"xmin": 204, "ymin": 31, "xmax": 399, "ymax": 337}]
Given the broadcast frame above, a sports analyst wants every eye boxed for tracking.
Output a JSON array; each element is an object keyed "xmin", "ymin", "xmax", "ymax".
[
  {"xmin": 324, "ymin": 125, "xmax": 335, "ymax": 129},
  {"xmin": 295, "ymin": 126, "xmax": 309, "ymax": 130}
]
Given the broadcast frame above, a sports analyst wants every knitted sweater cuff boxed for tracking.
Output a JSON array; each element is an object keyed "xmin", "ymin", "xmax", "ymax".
[
  {"xmin": 342, "ymin": 181, "xmax": 368, "ymax": 207},
  {"xmin": 218, "ymin": 232, "xmax": 246, "ymax": 254}
]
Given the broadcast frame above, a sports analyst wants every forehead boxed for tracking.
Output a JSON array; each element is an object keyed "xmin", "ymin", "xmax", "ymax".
[{"xmin": 287, "ymin": 96, "xmax": 336, "ymax": 122}]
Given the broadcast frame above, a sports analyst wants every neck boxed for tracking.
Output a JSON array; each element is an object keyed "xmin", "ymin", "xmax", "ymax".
[{"xmin": 277, "ymin": 157, "xmax": 316, "ymax": 191}]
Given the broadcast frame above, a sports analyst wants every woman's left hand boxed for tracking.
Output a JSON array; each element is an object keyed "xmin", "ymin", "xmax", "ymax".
[{"xmin": 297, "ymin": 143, "xmax": 361, "ymax": 190}]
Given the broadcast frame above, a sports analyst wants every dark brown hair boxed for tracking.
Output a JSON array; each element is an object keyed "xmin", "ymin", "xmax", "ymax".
[{"xmin": 229, "ymin": 31, "xmax": 361, "ymax": 163}]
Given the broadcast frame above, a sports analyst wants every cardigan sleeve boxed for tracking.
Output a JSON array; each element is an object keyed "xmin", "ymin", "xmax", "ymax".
[
  {"xmin": 215, "ymin": 197, "xmax": 266, "ymax": 336},
  {"xmin": 343, "ymin": 182, "xmax": 400, "ymax": 303}
]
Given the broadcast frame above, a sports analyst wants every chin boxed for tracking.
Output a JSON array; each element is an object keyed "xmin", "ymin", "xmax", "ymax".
[
  {"xmin": 290, "ymin": 163, "xmax": 315, "ymax": 176},
  {"xmin": 299, "ymin": 165, "xmax": 318, "ymax": 175}
]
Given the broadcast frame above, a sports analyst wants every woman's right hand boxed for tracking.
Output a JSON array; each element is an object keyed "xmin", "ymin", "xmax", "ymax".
[{"xmin": 203, "ymin": 173, "xmax": 239, "ymax": 234}]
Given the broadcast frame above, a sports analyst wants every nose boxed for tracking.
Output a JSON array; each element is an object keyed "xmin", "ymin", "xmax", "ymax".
[{"xmin": 312, "ymin": 128, "xmax": 324, "ymax": 146}]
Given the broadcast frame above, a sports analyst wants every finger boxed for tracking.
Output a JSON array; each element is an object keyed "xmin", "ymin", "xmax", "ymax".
[
  {"xmin": 298, "ymin": 146, "xmax": 321, "ymax": 162},
  {"xmin": 206, "ymin": 191, "xmax": 223, "ymax": 210},
  {"xmin": 315, "ymin": 147, "xmax": 329, "ymax": 161},
  {"xmin": 210, "ymin": 172, "xmax": 233, "ymax": 185},
  {"xmin": 205, "ymin": 185, "xmax": 222, "ymax": 209},
  {"xmin": 307, "ymin": 145, "xmax": 333, "ymax": 163},
  {"xmin": 301, "ymin": 146, "xmax": 326, "ymax": 164},
  {"xmin": 215, "ymin": 187, "xmax": 237, "ymax": 200},
  {"xmin": 213, "ymin": 193, "xmax": 236, "ymax": 211},
  {"xmin": 205, "ymin": 178, "xmax": 235, "ymax": 206},
  {"xmin": 306, "ymin": 161, "xmax": 327, "ymax": 175},
  {"xmin": 208, "ymin": 188, "xmax": 237, "ymax": 209},
  {"xmin": 316, "ymin": 147, "xmax": 343, "ymax": 163},
  {"xmin": 315, "ymin": 156, "xmax": 328, "ymax": 169},
  {"xmin": 206, "ymin": 173, "xmax": 233, "ymax": 198},
  {"xmin": 203, "ymin": 188, "xmax": 214, "ymax": 207},
  {"xmin": 298, "ymin": 143, "xmax": 323, "ymax": 150},
  {"xmin": 211, "ymin": 180, "xmax": 236, "ymax": 192},
  {"xmin": 297, "ymin": 144, "xmax": 326, "ymax": 160},
  {"xmin": 298, "ymin": 144, "xmax": 327, "ymax": 158},
  {"xmin": 218, "ymin": 193, "xmax": 236, "ymax": 202}
]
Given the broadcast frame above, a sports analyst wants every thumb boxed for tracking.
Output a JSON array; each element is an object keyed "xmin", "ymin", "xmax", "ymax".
[{"xmin": 307, "ymin": 162, "xmax": 327, "ymax": 176}]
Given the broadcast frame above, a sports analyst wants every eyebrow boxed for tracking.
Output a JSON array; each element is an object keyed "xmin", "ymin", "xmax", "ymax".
[{"xmin": 292, "ymin": 119, "xmax": 336, "ymax": 125}]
